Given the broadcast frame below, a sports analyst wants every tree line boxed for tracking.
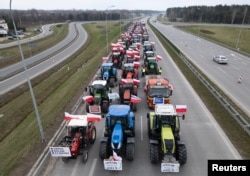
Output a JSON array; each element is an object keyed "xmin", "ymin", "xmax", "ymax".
[{"xmin": 166, "ymin": 5, "xmax": 249, "ymax": 24}]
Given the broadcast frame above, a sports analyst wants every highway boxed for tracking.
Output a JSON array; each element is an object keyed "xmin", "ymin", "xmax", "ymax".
[
  {"xmin": 40, "ymin": 21, "xmax": 241, "ymax": 176},
  {"xmin": 0, "ymin": 22, "xmax": 88, "ymax": 94},
  {"xmin": 151, "ymin": 20, "xmax": 250, "ymax": 117}
]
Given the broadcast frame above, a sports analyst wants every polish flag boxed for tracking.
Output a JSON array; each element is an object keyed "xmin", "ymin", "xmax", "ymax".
[
  {"xmin": 86, "ymin": 113, "xmax": 102, "ymax": 122},
  {"xmin": 64, "ymin": 112, "xmax": 101, "ymax": 122},
  {"xmin": 133, "ymin": 50, "xmax": 139, "ymax": 56},
  {"xmin": 126, "ymin": 50, "xmax": 133, "ymax": 56},
  {"xmin": 130, "ymin": 95, "xmax": 141, "ymax": 103},
  {"xmin": 133, "ymin": 79, "xmax": 140, "ymax": 85},
  {"xmin": 121, "ymin": 79, "xmax": 128, "ymax": 84},
  {"xmin": 102, "ymin": 57, "xmax": 109, "ymax": 62},
  {"xmin": 133, "ymin": 61, "xmax": 140, "ymax": 67},
  {"xmin": 82, "ymin": 95, "xmax": 94, "ymax": 103},
  {"xmin": 150, "ymin": 42, "xmax": 155, "ymax": 46},
  {"xmin": 168, "ymin": 84, "xmax": 174, "ymax": 90},
  {"xmin": 112, "ymin": 151, "xmax": 122, "ymax": 161},
  {"xmin": 156, "ymin": 55, "xmax": 162, "ymax": 61},
  {"xmin": 176, "ymin": 105, "xmax": 187, "ymax": 113}
]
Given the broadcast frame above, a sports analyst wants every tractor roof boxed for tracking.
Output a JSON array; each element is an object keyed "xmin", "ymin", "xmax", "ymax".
[
  {"xmin": 148, "ymin": 78, "xmax": 169, "ymax": 86},
  {"xmin": 124, "ymin": 63, "xmax": 134, "ymax": 67},
  {"xmin": 108, "ymin": 104, "xmax": 130, "ymax": 117},
  {"xmin": 68, "ymin": 118, "xmax": 88, "ymax": 127},
  {"xmin": 92, "ymin": 80, "xmax": 107, "ymax": 86},
  {"xmin": 155, "ymin": 104, "xmax": 176, "ymax": 115},
  {"xmin": 102, "ymin": 62, "xmax": 113, "ymax": 67}
]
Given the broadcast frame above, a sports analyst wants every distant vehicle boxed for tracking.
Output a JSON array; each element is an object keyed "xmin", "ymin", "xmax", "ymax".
[{"xmin": 213, "ymin": 55, "xmax": 228, "ymax": 64}]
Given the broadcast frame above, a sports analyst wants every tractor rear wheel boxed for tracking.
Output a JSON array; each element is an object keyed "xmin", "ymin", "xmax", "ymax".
[
  {"xmin": 126, "ymin": 143, "xmax": 135, "ymax": 161},
  {"xmin": 109, "ymin": 78, "xmax": 115, "ymax": 87},
  {"xmin": 147, "ymin": 117, "xmax": 151, "ymax": 138},
  {"xmin": 101, "ymin": 102, "xmax": 109, "ymax": 113},
  {"xmin": 90, "ymin": 126, "xmax": 96, "ymax": 144},
  {"xmin": 150, "ymin": 144, "xmax": 159, "ymax": 163},
  {"xmin": 177, "ymin": 145, "xmax": 187, "ymax": 165},
  {"xmin": 131, "ymin": 103, "xmax": 137, "ymax": 112},
  {"xmin": 99, "ymin": 141, "xmax": 108, "ymax": 159},
  {"xmin": 86, "ymin": 103, "xmax": 90, "ymax": 113}
]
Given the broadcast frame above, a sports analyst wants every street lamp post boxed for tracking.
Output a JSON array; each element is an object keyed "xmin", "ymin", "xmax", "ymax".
[
  {"xmin": 235, "ymin": 6, "xmax": 248, "ymax": 50},
  {"xmin": 9, "ymin": 0, "xmax": 45, "ymax": 142},
  {"xmin": 105, "ymin": 5, "xmax": 115, "ymax": 54}
]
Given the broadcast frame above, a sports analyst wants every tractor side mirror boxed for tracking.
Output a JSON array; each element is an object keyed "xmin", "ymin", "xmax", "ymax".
[{"xmin": 182, "ymin": 114, "xmax": 185, "ymax": 120}]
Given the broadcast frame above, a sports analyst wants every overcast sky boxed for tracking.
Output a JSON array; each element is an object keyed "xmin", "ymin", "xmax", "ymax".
[{"xmin": 2, "ymin": 0, "xmax": 249, "ymax": 11}]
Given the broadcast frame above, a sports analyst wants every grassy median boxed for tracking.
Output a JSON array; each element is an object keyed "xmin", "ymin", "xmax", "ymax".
[{"xmin": 0, "ymin": 21, "xmax": 122, "ymax": 176}]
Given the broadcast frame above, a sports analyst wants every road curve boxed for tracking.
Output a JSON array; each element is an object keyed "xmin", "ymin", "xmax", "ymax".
[{"xmin": 0, "ymin": 22, "xmax": 88, "ymax": 94}]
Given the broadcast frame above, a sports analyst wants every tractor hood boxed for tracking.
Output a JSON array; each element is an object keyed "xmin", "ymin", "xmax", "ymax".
[
  {"xmin": 161, "ymin": 126, "xmax": 175, "ymax": 155},
  {"xmin": 111, "ymin": 123, "xmax": 123, "ymax": 151},
  {"xmin": 103, "ymin": 71, "xmax": 109, "ymax": 80}
]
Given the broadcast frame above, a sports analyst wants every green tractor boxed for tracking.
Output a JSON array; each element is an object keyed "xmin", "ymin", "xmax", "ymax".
[
  {"xmin": 83, "ymin": 80, "xmax": 110, "ymax": 113},
  {"xmin": 147, "ymin": 104, "xmax": 187, "ymax": 173}
]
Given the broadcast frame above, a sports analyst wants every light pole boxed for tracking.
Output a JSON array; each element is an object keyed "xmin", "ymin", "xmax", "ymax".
[
  {"xmin": 235, "ymin": 6, "xmax": 248, "ymax": 50},
  {"xmin": 9, "ymin": 0, "xmax": 45, "ymax": 142},
  {"xmin": 105, "ymin": 5, "xmax": 115, "ymax": 54}
]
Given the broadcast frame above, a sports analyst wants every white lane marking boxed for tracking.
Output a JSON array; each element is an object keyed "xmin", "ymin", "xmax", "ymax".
[
  {"xmin": 70, "ymin": 155, "xmax": 81, "ymax": 176},
  {"xmin": 141, "ymin": 116, "xmax": 143, "ymax": 141},
  {"xmin": 88, "ymin": 158, "xmax": 97, "ymax": 176}
]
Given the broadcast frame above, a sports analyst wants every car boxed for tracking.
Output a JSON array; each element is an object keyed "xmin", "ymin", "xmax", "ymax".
[{"xmin": 213, "ymin": 55, "xmax": 228, "ymax": 64}]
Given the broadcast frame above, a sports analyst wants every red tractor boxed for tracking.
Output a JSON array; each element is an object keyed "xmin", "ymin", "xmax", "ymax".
[
  {"xmin": 122, "ymin": 62, "xmax": 140, "ymax": 79},
  {"xmin": 49, "ymin": 113, "xmax": 101, "ymax": 163},
  {"xmin": 118, "ymin": 78, "xmax": 141, "ymax": 111}
]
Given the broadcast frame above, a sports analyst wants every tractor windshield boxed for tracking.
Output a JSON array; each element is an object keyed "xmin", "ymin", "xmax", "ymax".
[
  {"xmin": 149, "ymin": 87, "xmax": 171, "ymax": 97},
  {"xmin": 110, "ymin": 116, "xmax": 128, "ymax": 127},
  {"xmin": 102, "ymin": 66, "xmax": 111, "ymax": 72}
]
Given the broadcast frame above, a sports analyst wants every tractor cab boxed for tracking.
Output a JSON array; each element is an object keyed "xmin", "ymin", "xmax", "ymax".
[{"xmin": 145, "ymin": 57, "xmax": 159, "ymax": 75}]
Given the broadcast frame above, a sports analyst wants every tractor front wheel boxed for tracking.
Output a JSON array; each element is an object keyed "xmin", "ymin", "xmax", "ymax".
[
  {"xmin": 177, "ymin": 145, "xmax": 187, "ymax": 165},
  {"xmin": 90, "ymin": 126, "xmax": 96, "ymax": 144},
  {"xmin": 99, "ymin": 142, "xmax": 108, "ymax": 159},
  {"xmin": 150, "ymin": 144, "xmax": 159, "ymax": 163},
  {"xmin": 126, "ymin": 143, "xmax": 135, "ymax": 161},
  {"xmin": 101, "ymin": 102, "xmax": 109, "ymax": 113},
  {"xmin": 82, "ymin": 150, "xmax": 88, "ymax": 163},
  {"xmin": 62, "ymin": 157, "xmax": 69, "ymax": 163}
]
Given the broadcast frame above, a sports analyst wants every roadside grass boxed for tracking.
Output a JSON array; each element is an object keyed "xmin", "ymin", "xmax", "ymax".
[
  {"xmin": 179, "ymin": 25, "xmax": 250, "ymax": 55},
  {"xmin": 0, "ymin": 23, "xmax": 68, "ymax": 69},
  {"xmin": 0, "ymin": 21, "xmax": 122, "ymax": 175},
  {"xmin": 149, "ymin": 22, "xmax": 250, "ymax": 159}
]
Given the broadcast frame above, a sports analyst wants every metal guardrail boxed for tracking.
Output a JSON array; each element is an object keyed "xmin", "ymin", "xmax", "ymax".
[{"xmin": 149, "ymin": 21, "xmax": 250, "ymax": 136}]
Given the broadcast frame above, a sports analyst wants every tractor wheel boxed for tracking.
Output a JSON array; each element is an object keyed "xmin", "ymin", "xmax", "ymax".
[
  {"xmin": 126, "ymin": 143, "xmax": 135, "ymax": 161},
  {"xmin": 177, "ymin": 145, "xmax": 187, "ymax": 165},
  {"xmin": 82, "ymin": 150, "xmax": 88, "ymax": 163},
  {"xmin": 86, "ymin": 103, "xmax": 90, "ymax": 113},
  {"xmin": 150, "ymin": 144, "xmax": 159, "ymax": 163},
  {"xmin": 90, "ymin": 126, "xmax": 96, "ymax": 144},
  {"xmin": 62, "ymin": 157, "xmax": 69, "ymax": 163},
  {"xmin": 101, "ymin": 102, "xmax": 109, "ymax": 113},
  {"xmin": 147, "ymin": 117, "xmax": 151, "ymax": 138},
  {"xmin": 131, "ymin": 103, "xmax": 137, "ymax": 112},
  {"xmin": 99, "ymin": 141, "xmax": 108, "ymax": 159},
  {"xmin": 109, "ymin": 78, "xmax": 115, "ymax": 87}
]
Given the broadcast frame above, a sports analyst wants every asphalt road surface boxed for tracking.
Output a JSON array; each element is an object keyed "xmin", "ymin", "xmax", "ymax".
[{"xmin": 43, "ymin": 21, "xmax": 241, "ymax": 176}]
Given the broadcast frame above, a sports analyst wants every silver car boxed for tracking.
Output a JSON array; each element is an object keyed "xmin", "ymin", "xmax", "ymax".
[{"xmin": 213, "ymin": 55, "xmax": 228, "ymax": 64}]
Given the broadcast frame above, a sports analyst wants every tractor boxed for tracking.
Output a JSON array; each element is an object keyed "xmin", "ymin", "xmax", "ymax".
[
  {"xmin": 147, "ymin": 104, "xmax": 187, "ymax": 172},
  {"xmin": 118, "ymin": 78, "xmax": 141, "ymax": 111},
  {"xmin": 99, "ymin": 104, "xmax": 136, "ymax": 171},
  {"xmin": 100, "ymin": 62, "xmax": 117, "ymax": 87},
  {"xmin": 83, "ymin": 80, "xmax": 110, "ymax": 113},
  {"xmin": 144, "ymin": 75, "xmax": 173, "ymax": 109},
  {"xmin": 143, "ymin": 41, "xmax": 155, "ymax": 57},
  {"xmin": 49, "ymin": 113, "xmax": 101, "ymax": 163},
  {"xmin": 145, "ymin": 57, "xmax": 160, "ymax": 75},
  {"xmin": 111, "ymin": 51, "xmax": 123, "ymax": 69},
  {"xmin": 143, "ymin": 51, "xmax": 155, "ymax": 64},
  {"xmin": 121, "ymin": 62, "xmax": 140, "ymax": 79}
]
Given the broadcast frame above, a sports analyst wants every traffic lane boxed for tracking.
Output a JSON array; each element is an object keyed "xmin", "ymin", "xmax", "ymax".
[
  {"xmin": 0, "ymin": 23, "xmax": 87, "ymax": 94},
  {"xmin": 152, "ymin": 22, "xmax": 250, "ymax": 116}
]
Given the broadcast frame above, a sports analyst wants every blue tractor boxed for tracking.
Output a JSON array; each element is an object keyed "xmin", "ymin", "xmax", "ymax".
[
  {"xmin": 99, "ymin": 104, "xmax": 135, "ymax": 161},
  {"xmin": 100, "ymin": 62, "xmax": 117, "ymax": 87}
]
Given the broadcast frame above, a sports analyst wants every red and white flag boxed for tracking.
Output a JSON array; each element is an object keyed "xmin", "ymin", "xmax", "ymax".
[
  {"xmin": 112, "ymin": 150, "xmax": 122, "ymax": 161},
  {"xmin": 82, "ymin": 95, "xmax": 94, "ymax": 103},
  {"xmin": 133, "ymin": 79, "xmax": 140, "ymax": 85},
  {"xmin": 64, "ymin": 112, "xmax": 101, "ymax": 122},
  {"xmin": 130, "ymin": 95, "xmax": 141, "ymax": 103},
  {"xmin": 168, "ymin": 84, "xmax": 174, "ymax": 90},
  {"xmin": 156, "ymin": 55, "xmax": 162, "ymax": 61},
  {"xmin": 133, "ymin": 61, "xmax": 140, "ymax": 67},
  {"xmin": 121, "ymin": 78, "xmax": 128, "ymax": 84},
  {"xmin": 176, "ymin": 105, "xmax": 187, "ymax": 113},
  {"xmin": 102, "ymin": 57, "xmax": 109, "ymax": 62}
]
